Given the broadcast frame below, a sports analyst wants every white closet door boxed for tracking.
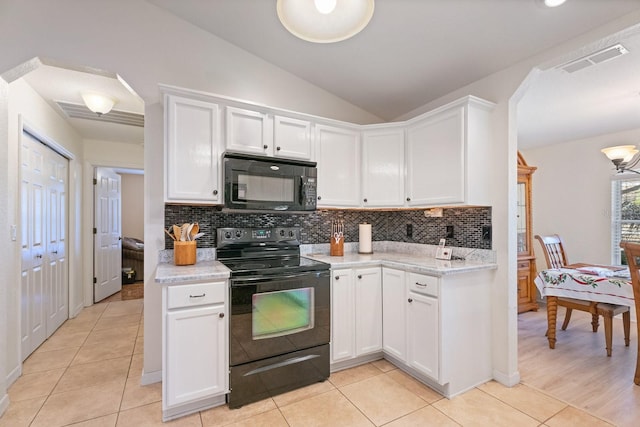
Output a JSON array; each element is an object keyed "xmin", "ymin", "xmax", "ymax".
[
  {"xmin": 46, "ymin": 149, "xmax": 68, "ymax": 336},
  {"xmin": 20, "ymin": 130, "xmax": 70, "ymax": 359}
]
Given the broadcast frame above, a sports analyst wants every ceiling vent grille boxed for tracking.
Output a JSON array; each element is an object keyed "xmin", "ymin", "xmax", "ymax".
[
  {"xmin": 56, "ymin": 101, "xmax": 144, "ymax": 127},
  {"xmin": 558, "ymin": 44, "xmax": 629, "ymax": 73}
]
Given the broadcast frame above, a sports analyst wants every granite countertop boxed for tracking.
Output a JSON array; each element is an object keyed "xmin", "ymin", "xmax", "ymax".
[
  {"xmin": 155, "ymin": 244, "xmax": 497, "ymax": 284},
  {"xmin": 155, "ymin": 260, "xmax": 230, "ymax": 284},
  {"xmin": 303, "ymin": 252, "xmax": 497, "ymax": 277}
]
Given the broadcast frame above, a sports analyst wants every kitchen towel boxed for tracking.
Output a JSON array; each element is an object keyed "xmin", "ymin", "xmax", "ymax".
[{"xmin": 359, "ymin": 223, "xmax": 372, "ymax": 254}]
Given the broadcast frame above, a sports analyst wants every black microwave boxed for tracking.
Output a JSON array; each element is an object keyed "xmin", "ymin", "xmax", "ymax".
[{"xmin": 223, "ymin": 152, "xmax": 317, "ymax": 211}]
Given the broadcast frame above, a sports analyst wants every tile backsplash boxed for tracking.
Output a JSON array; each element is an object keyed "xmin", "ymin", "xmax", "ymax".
[{"xmin": 164, "ymin": 206, "xmax": 492, "ymax": 250}]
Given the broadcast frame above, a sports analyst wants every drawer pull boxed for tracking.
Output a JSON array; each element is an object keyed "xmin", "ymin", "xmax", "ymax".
[
  {"xmin": 189, "ymin": 293, "xmax": 206, "ymax": 298},
  {"xmin": 415, "ymin": 282, "xmax": 427, "ymax": 287}
]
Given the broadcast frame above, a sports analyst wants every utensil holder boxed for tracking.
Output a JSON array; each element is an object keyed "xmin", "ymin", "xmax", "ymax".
[
  {"xmin": 174, "ymin": 241, "xmax": 196, "ymax": 265},
  {"xmin": 330, "ymin": 236, "xmax": 344, "ymax": 256}
]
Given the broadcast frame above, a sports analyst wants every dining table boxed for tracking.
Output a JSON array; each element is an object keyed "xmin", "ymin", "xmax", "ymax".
[{"xmin": 534, "ymin": 263, "xmax": 635, "ymax": 349}]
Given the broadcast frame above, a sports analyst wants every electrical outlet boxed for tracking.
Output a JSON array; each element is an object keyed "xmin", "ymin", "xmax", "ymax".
[
  {"xmin": 482, "ymin": 225, "xmax": 492, "ymax": 241},
  {"xmin": 446, "ymin": 225, "xmax": 454, "ymax": 238},
  {"xmin": 406, "ymin": 224, "xmax": 413, "ymax": 237}
]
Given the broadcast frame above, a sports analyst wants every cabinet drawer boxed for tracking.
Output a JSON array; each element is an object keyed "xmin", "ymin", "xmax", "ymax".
[
  {"xmin": 167, "ymin": 282, "xmax": 226, "ymax": 309},
  {"xmin": 407, "ymin": 273, "xmax": 439, "ymax": 297},
  {"xmin": 517, "ymin": 260, "xmax": 530, "ymax": 270}
]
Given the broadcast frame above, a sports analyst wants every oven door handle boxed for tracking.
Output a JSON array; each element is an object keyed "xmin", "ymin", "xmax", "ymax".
[{"xmin": 231, "ymin": 270, "xmax": 329, "ymax": 286}]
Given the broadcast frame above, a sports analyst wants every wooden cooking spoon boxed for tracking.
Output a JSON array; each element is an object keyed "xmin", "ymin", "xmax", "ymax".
[{"xmin": 189, "ymin": 223, "xmax": 199, "ymax": 241}]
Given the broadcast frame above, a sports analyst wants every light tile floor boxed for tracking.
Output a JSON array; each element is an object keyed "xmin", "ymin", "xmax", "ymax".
[{"xmin": 0, "ymin": 298, "xmax": 617, "ymax": 426}]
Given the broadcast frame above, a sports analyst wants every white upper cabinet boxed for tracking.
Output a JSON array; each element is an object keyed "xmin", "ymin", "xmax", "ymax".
[
  {"xmin": 165, "ymin": 95, "xmax": 221, "ymax": 204},
  {"xmin": 406, "ymin": 97, "xmax": 494, "ymax": 207},
  {"xmin": 225, "ymin": 108, "xmax": 313, "ymax": 160},
  {"xmin": 273, "ymin": 115, "xmax": 313, "ymax": 160},
  {"xmin": 406, "ymin": 106, "xmax": 465, "ymax": 206},
  {"xmin": 315, "ymin": 124, "xmax": 361, "ymax": 207},
  {"xmin": 225, "ymin": 106, "xmax": 270, "ymax": 156},
  {"xmin": 361, "ymin": 127, "xmax": 405, "ymax": 207}
]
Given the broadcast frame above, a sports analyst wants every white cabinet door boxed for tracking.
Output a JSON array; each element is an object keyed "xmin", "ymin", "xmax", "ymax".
[
  {"xmin": 406, "ymin": 106, "xmax": 465, "ymax": 206},
  {"xmin": 315, "ymin": 124, "xmax": 361, "ymax": 207},
  {"xmin": 165, "ymin": 304, "xmax": 227, "ymax": 407},
  {"xmin": 362, "ymin": 128, "xmax": 405, "ymax": 207},
  {"xmin": 273, "ymin": 115, "xmax": 312, "ymax": 160},
  {"xmin": 382, "ymin": 268, "xmax": 406, "ymax": 361},
  {"xmin": 165, "ymin": 95, "xmax": 221, "ymax": 203},
  {"xmin": 330, "ymin": 269, "xmax": 355, "ymax": 363},
  {"xmin": 354, "ymin": 267, "xmax": 382, "ymax": 356},
  {"xmin": 225, "ymin": 106, "xmax": 270, "ymax": 155},
  {"xmin": 406, "ymin": 291, "xmax": 439, "ymax": 381}
]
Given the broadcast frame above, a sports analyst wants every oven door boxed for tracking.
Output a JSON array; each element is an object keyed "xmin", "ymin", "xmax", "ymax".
[{"xmin": 229, "ymin": 270, "xmax": 330, "ymax": 366}]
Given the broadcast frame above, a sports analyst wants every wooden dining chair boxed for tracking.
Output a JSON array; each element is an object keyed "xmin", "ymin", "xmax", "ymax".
[
  {"xmin": 535, "ymin": 234, "xmax": 630, "ymax": 356},
  {"xmin": 619, "ymin": 241, "xmax": 640, "ymax": 385}
]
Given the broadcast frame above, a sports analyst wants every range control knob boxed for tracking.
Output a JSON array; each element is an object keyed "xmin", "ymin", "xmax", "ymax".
[
  {"xmin": 289, "ymin": 230, "xmax": 295, "ymax": 237},
  {"xmin": 235, "ymin": 230, "xmax": 242, "ymax": 238},
  {"xmin": 280, "ymin": 229, "xmax": 285, "ymax": 237},
  {"xmin": 224, "ymin": 231, "xmax": 232, "ymax": 239}
]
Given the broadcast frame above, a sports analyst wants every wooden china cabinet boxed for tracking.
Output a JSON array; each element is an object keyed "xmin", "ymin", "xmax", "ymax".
[{"xmin": 517, "ymin": 152, "xmax": 538, "ymax": 313}]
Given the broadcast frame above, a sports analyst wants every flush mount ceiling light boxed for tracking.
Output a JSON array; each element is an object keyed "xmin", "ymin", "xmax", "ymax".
[
  {"xmin": 81, "ymin": 91, "xmax": 117, "ymax": 116},
  {"xmin": 277, "ymin": 0, "xmax": 375, "ymax": 43},
  {"xmin": 601, "ymin": 145, "xmax": 640, "ymax": 174},
  {"xmin": 544, "ymin": 0, "xmax": 567, "ymax": 7}
]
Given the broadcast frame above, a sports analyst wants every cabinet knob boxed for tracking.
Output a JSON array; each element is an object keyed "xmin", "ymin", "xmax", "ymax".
[
  {"xmin": 408, "ymin": 298, "xmax": 413, "ymax": 303},
  {"xmin": 219, "ymin": 313, "xmax": 225, "ymax": 318},
  {"xmin": 357, "ymin": 275, "xmax": 362, "ymax": 279},
  {"xmin": 406, "ymin": 197, "xmax": 411, "ymax": 202},
  {"xmin": 263, "ymin": 144, "xmax": 268, "ymax": 149},
  {"xmin": 276, "ymin": 146, "xmax": 281, "ymax": 151},
  {"xmin": 363, "ymin": 198, "xmax": 368, "ymax": 203},
  {"xmin": 317, "ymin": 196, "xmax": 322, "ymax": 201},
  {"xmin": 334, "ymin": 276, "xmax": 340, "ymax": 280},
  {"xmin": 213, "ymin": 189, "xmax": 218, "ymax": 195}
]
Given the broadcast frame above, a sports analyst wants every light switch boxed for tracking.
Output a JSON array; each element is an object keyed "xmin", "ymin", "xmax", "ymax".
[{"xmin": 10, "ymin": 225, "xmax": 17, "ymax": 241}]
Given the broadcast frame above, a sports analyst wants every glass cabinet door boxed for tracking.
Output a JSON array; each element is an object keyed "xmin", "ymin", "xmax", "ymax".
[{"xmin": 517, "ymin": 181, "xmax": 528, "ymax": 255}]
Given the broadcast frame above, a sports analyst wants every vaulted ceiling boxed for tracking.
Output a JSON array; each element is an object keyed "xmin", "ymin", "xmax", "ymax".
[{"xmin": 19, "ymin": 1, "xmax": 640, "ymax": 150}]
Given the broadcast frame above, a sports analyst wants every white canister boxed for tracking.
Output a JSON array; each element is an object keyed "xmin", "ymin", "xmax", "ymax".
[{"xmin": 359, "ymin": 223, "xmax": 372, "ymax": 254}]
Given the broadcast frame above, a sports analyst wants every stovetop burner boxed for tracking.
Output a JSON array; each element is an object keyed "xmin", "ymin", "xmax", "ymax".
[{"xmin": 216, "ymin": 227, "xmax": 329, "ymax": 279}]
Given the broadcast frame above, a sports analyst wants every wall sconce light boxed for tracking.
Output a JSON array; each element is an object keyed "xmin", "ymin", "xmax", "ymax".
[
  {"xmin": 276, "ymin": 0, "xmax": 375, "ymax": 43},
  {"xmin": 601, "ymin": 145, "xmax": 640, "ymax": 174},
  {"xmin": 81, "ymin": 91, "xmax": 117, "ymax": 116}
]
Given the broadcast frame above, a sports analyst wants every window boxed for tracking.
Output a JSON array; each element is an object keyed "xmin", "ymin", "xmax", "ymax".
[{"xmin": 611, "ymin": 176, "xmax": 640, "ymax": 264}]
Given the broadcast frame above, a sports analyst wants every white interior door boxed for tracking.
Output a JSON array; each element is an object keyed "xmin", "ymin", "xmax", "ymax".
[
  {"xmin": 46, "ymin": 149, "xmax": 69, "ymax": 336},
  {"xmin": 20, "ymin": 130, "xmax": 69, "ymax": 360},
  {"xmin": 94, "ymin": 167, "xmax": 122, "ymax": 302}
]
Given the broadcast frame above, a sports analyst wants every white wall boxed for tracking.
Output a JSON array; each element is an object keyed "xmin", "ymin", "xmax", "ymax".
[
  {"xmin": 121, "ymin": 173, "xmax": 144, "ymax": 240},
  {"xmin": 523, "ymin": 128, "xmax": 640, "ymax": 272},
  {"xmin": 0, "ymin": 0, "xmax": 639, "ymax": 411}
]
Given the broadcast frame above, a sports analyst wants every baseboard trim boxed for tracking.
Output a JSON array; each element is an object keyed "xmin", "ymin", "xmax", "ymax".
[
  {"xmin": 141, "ymin": 369, "xmax": 162, "ymax": 386},
  {"xmin": 6, "ymin": 363, "xmax": 21, "ymax": 387},
  {"xmin": 0, "ymin": 392, "xmax": 9, "ymax": 418},
  {"xmin": 493, "ymin": 368, "xmax": 520, "ymax": 387}
]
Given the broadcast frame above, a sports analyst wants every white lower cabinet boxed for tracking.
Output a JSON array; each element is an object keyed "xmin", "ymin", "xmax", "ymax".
[
  {"xmin": 406, "ymin": 288, "xmax": 439, "ymax": 380},
  {"xmin": 162, "ymin": 280, "xmax": 228, "ymax": 421},
  {"xmin": 331, "ymin": 267, "xmax": 382, "ymax": 365},
  {"xmin": 382, "ymin": 268, "xmax": 492, "ymax": 397},
  {"xmin": 382, "ymin": 268, "xmax": 406, "ymax": 361}
]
